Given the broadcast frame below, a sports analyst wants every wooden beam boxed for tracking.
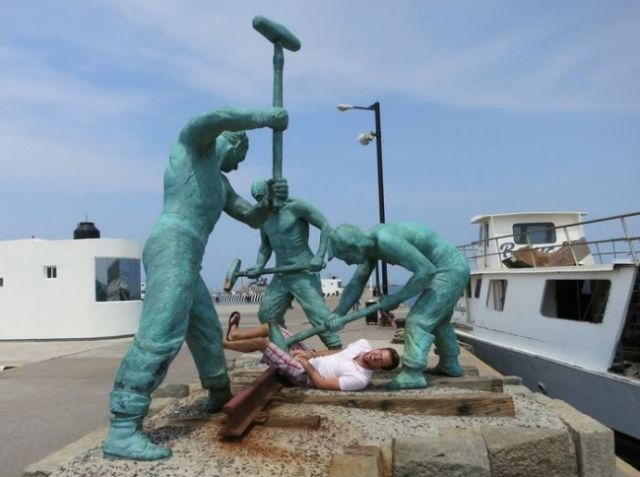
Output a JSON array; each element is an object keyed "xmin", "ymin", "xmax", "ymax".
[{"xmin": 272, "ymin": 391, "xmax": 515, "ymax": 417}]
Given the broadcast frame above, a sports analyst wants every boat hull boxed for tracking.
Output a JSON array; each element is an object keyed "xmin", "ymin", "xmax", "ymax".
[{"xmin": 457, "ymin": 333, "xmax": 640, "ymax": 440}]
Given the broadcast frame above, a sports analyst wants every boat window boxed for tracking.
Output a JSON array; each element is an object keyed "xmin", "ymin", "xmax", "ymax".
[
  {"xmin": 474, "ymin": 278, "xmax": 482, "ymax": 298},
  {"xmin": 44, "ymin": 266, "xmax": 57, "ymax": 279},
  {"xmin": 541, "ymin": 279, "xmax": 610, "ymax": 323},
  {"xmin": 486, "ymin": 280, "xmax": 508, "ymax": 311},
  {"xmin": 465, "ymin": 279, "xmax": 472, "ymax": 298},
  {"xmin": 0, "ymin": 277, "xmax": 3, "ymax": 287},
  {"xmin": 513, "ymin": 223, "xmax": 556, "ymax": 244},
  {"xmin": 95, "ymin": 258, "xmax": 142, "ymax": 302}
]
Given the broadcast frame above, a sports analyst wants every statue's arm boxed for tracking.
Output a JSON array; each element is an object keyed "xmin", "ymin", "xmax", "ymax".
[
  {"xmin": 291, "ymin": 199, "xmax": 332, "ymax": 266},
  {"xmin": 332, "ymin": 261, "xmax": 376, "ymax": 316},
  {"xmin": 377, "ymin": 233, "xmax": 436, "ymax": 308},
  {"xmin": 222, "ymin": 176, "xmax": 271, "ymax": 228},
  {"xmin": 254, "ymin": 229, "xmax": 273, "ymax": 269},
  {"xmin": 178, "ymin": 106, "xmax": 286, "ymax": 150}
]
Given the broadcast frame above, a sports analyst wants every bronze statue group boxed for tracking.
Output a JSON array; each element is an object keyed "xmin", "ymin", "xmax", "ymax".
[{"xmin": 101, "ymin": 18, "xmax": 469, "ymax": 461}]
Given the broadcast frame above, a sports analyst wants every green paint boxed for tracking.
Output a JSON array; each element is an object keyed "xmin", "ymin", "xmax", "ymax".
[
  {"xmin": 103, "ymin": 106, "xmax": 288, "ymax": 461},
  {"xmin": 248, "ymin": 180, "xmax": 341, "ymax": 349},
  {"xmin": 328, "ymin": 223, "xmax": 470, "ymax": 390}
]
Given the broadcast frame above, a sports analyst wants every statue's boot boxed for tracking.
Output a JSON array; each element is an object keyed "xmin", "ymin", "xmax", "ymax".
[
  {"xmin": 384, "ymin": 367, "xmax": 427, "ymax": 390},
  {"xmin": 427, "ymin": 321, "xmax": 464, "ymax": 377},
  {"xmin": 203, "ymin": 375, "xmax": 232, "ymax": 414},
  {"xmin": 103, "ymin": 415, "xmax": 171, "ymax": 460},
  {"xmin": 426, "ymin": 356, "xmax": 464, "ymax": 377}
]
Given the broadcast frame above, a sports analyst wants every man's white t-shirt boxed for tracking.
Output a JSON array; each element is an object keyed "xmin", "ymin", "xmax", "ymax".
[{"xmin": 309, "ymin": 339, "xmax": 373, "ymax": 391}]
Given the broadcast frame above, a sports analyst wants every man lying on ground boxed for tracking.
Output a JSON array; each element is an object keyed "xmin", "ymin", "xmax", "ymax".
[{"xmin": 223, "ymin": 311, "xmax": 400, "ymax": 391}]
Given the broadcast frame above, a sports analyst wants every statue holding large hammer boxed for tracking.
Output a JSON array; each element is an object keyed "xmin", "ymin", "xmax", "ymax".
[
  {"xmin": 246, "ymin": 179, "xmax": 342, "ymax": 349},
  {"xmin": 103, "ymin": 16, "xmax": 301, "ymax": 461}
]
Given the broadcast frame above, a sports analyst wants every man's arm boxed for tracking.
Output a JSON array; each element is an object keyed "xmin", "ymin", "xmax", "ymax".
[
  {"xmin": 178, "ymin": 106, "xmax": 287, "ymax": 151},
  {"xmin": 332, "ymin": 261, "xmax": 376, "ymax": 316},
  {"xmin": 291, "ymin": 348, "xmax": 340, "ymax": 359},
  {"xmin": 294, "ymin": 356, "xmax": 341, "ymax": 390},
  {"xmin": 290, "ymin": 199, "xmax": 332, "ymax": 271}
]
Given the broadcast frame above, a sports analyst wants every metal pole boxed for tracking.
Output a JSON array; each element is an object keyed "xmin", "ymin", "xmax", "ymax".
[{"xmin": 372, "ymin": 102, "xmax": 389, "ymax": 295}]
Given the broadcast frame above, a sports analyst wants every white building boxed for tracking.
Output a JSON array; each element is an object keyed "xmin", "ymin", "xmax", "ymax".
[{"xmin": 0, "ymin": 236, "xmax": 142, "ymax": 340}]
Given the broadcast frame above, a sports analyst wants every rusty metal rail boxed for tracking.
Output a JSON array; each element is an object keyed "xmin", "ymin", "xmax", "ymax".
[{"xmin": 218, "ymin": 366, "xmax": 283, "ymax": 439}]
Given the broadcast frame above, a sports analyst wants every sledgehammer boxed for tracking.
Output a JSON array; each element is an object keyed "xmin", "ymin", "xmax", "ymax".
[
  {"xmin": 252, "ymin": 15, "xmax": 300, "ymax": 208},
  {"xmin": 223, "ymin": 258, "xmax": 315, "ymax": 292}
]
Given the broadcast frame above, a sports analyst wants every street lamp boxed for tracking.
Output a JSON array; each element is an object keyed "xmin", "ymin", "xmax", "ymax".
[{"xmin": 337, "ymin": 101, "xmax": 388, "ymax": 296}]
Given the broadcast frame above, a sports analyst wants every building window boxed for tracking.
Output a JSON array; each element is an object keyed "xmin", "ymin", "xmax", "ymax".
[
  {"xmin": 474, "ymin": 278, "xmax": 482, "ymax": 298},
  {"xmin": 95, "ymin": 258, "xmax": 141, "ymax": 302},
  {"xmin": 486, "ymin": 279, "xmax": 508, "ymax": 311},
  {"xmin": 44, "ymin": 266, "xmax": 57, "ymax": 279},
  {"xmin": 541, "ymin": 279, "xmax": 610, "ymax": 323},
  {"xmin": 0, "ymin": 277, "xmax": 3, "ymax": 287},
  {"xmin": 513, "ymin": 223, "xmax": 556, "ymax": 245}
]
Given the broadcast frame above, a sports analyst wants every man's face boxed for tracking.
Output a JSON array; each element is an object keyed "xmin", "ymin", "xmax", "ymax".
[{"xmin": 361, "ymin": 349, "xmax": 394, "ymax": 370}]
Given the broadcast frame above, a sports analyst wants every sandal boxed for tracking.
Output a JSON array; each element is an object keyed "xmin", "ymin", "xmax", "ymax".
[{"xmin": 226, "ymin": 311, "xmax": 241, "ymax": 341}]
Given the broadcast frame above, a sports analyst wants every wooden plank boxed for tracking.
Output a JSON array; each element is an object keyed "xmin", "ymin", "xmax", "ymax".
[
  {"xmin": 272, "ymin": 392, "xmax": 515, "ymax": 417},
  {"xmin": 262, "ymin": 415, "xmax": 322, "ymax": 429},
  {"xmin": 371, "ymin": 375, "xmax": 502, "ymax": 392}
]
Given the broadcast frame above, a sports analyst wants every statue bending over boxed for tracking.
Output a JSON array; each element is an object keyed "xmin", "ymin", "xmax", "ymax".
[
  {"xmin": 328, "ymin": 223, "xmax": 470, "ymax": 390},
  {"xmin": 103, "ymin": 106, "xmax": 288, "ymax": 461}
]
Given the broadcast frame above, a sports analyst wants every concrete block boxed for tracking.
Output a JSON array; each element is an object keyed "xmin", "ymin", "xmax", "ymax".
[
  {"xmin": 151, "ymin": 383, "xmax": 189, "ymax": 398},
  {"xmin": 394, "ymin": 432, "xmax": 490, "ymax": 477},
  {"xmin": 534, "ymin": 396, "xmax": 615, "ymax": 477},
  {"xmin": 482, "ymin": 426, "xmax": 578, "ymax": 477},
  {"xmin": 503, "ymin": 375, "xmax": 523, "ymax": 385},
  {"xmin": 329, "ymin": 446, "xmax": 383, "ymax": 477},
  {"xmin": 148, "ymin": 397, "xmax": 175, "ymax": 416},
  {"xmin": 505, "ymin": 384, "xmax": 533, "ymax": 398}
]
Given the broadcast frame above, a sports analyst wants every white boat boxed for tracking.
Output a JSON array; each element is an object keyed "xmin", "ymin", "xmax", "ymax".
[{"xmin": 452, "ymin": 211, "xmax": 640, "ymax": 441}]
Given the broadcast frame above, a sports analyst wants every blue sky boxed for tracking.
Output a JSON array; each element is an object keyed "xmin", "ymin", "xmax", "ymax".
[{"xmin": 1, "ymin": 1, "xmax": 639, "ymax": 288}]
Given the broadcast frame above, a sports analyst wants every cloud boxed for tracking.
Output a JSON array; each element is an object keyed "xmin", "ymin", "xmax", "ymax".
[
  {"xmin": 0, "ymin": 119, "xmax": 161, "ymax": 193},
  {"xmin": 80, "ymin": 0, "xmax": 640, "ymax": 113}
]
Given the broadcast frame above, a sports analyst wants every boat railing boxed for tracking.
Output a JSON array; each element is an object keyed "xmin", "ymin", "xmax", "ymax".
[{"xmin": 457, "ymin": 211, "xmax": 640, "ymax": 270}]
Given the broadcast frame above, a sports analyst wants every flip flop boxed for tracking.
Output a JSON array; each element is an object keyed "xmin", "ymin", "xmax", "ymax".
[{"xmin": 226, "ymin": 311, "xmax": 241, "ymax": 341}]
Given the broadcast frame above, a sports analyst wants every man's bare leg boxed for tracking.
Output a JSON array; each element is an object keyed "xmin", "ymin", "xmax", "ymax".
[
  {"xmin": 228, "ymin": 323, "xmax": 270, "ymax": 341},
  {"xmin": 223, "ymin": 336, "xmax": 270, "ymax": 353}
]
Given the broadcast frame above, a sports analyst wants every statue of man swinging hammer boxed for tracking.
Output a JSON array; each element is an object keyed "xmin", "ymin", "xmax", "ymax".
[{"xmin": 103, "ymin": 106, "xmax": 288, "ymax": 461}]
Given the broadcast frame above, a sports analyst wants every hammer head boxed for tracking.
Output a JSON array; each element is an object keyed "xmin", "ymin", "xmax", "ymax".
[
  {"xmin": 252, "ymin": 16, "xmax": 301, "ymax": 51},
  {"xmin": 223, "ymin": 258, "xmax": 242, "ymax": 292}
]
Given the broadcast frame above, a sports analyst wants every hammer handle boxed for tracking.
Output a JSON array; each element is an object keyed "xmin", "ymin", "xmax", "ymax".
[
  {"xmin": 272, "ymin": 44, "xmax": 284, "ymax": 208},
  {"xmin": 284, "ymin": 303, "xmax": 383, "ymax": 346}
]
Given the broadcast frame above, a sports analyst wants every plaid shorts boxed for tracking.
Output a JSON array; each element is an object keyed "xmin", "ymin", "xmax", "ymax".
[{"xmin": 261, "ymin": 328, "xmax": 313, "ymax": 387}]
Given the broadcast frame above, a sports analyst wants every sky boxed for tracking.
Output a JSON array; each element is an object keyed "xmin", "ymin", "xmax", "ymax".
[{"xmin": 1, "ymin": 1, "xmax": 639, "ymax": 289}]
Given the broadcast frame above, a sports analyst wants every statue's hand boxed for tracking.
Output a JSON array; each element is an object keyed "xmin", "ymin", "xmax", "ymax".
[
  {"xmin": 308, "ymin": 256, "xmax": 325, "ymax": 272},
  {"xmin": 378, "ymin": 295, "xmax": 400, "ymax": 311},
  {"xmin": 267, "ymin": 107, "xmax": 288, "ymax": 131},
  {"xmin": 245, "ymin": 266, "xmax": 263, "ymax": 279},
  {"xmin": 326, "ymin": 313, "xmax": 344, "ymax": 332},
  {"xmin": 268, "ymin": 178, "xmax": 289, "ymax": 203}
]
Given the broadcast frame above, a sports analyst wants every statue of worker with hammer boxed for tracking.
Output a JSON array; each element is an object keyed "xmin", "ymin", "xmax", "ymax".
[
  {"xmin": 245, "ymin": 179, "xmax": 342, "ymax": 349},
  {"xmin": 103, "ymin": 15, "xmax": 300, "ymax": 461},
  {"xmin": 326, "ymin": 223, "xmax": 470, "ymax": 390}
]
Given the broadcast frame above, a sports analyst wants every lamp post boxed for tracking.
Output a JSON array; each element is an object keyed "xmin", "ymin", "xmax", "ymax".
[{"xmin": 337, "ymin": 102, "xmax": 389, "ymax": 296}]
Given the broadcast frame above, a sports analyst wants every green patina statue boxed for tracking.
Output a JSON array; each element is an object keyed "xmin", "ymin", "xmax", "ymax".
[
  {"xmin": 102, "ymin": 106, "xmax": 288, "ymax": 461},
  {"xmin": 247, "ymin": 180, "xmax": 342, "ymax": 349},
  {"xmin": 327, "ymin": 223, "xmax": 470, "ymax": 390}
]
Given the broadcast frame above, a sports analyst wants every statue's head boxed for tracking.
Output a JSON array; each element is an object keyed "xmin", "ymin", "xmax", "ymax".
[
  {"xmin": 250, "ymin": 179, "xmax": 269, "ymax": 202},
  {"xmin": 328, "ymin": 224, "xmax": 371, "ymax": 265},
  {"xmin": 218, "ymin": 131, "xmax": 249, "ymax": 172}
]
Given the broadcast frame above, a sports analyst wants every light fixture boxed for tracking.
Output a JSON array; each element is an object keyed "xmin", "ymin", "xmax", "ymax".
[{"xmin": 357, "ymin": 132, "xmax": 376, "ymax": 146}]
